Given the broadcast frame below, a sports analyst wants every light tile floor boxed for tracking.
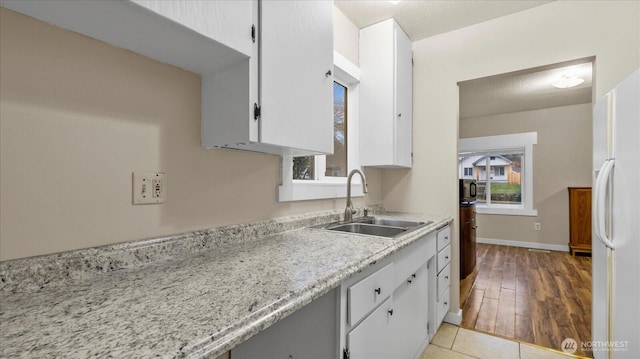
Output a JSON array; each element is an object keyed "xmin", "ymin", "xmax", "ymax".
[{"xmin": 420, "ymin": 323, "xmax": 585, "ymax": 359}]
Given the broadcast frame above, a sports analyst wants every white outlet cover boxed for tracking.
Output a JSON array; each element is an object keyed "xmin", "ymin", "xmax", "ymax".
[{"xmin": 133, "ymin": 172, "xmax": 166, "ymax": 205}]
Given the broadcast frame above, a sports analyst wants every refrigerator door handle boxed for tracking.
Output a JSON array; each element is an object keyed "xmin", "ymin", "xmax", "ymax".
[
  {"xmin": 593, "ymin": 161, "xmax": 605, "ymax": 243},
  {"xmin": 595, "ymin": 159, "xmax": 615, "ymax": 250}
]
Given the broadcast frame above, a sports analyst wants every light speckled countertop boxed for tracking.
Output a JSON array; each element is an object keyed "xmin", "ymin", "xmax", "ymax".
[{"xmin": 0, "ymin": 210, "xmax": 451, "ymax": 358}]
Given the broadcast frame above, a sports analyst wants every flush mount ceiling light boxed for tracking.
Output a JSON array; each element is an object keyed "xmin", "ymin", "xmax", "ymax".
[
  {"xmin": 388, "ymin": 0, "xmax": 401, "ymax": 4},
  {"xmin": 552, "ymin": 75, "xmax": 585, "ymax": 89}
]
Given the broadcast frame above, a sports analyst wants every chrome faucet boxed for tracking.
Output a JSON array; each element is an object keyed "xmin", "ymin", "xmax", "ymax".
[{"xmin": 344, "ymin": 169, "xmax": 368, "ymax": 222}]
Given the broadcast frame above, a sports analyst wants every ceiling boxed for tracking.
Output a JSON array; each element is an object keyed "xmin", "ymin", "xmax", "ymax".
[
  {"xmin": 334, "ymin": 0, "xmax": 554, "ymax": 41},
  {"xmin": 334, "ymin": 0, "xmax": 592, "ymax": 118},
  {"xmin": 459, "ymin": 59, "xmax": 593, "ymax": 118}
]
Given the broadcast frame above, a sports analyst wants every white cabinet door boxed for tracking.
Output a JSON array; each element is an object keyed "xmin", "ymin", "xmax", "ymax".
[
  {"xmin": 394, "ymin": 24, "xmax": 413, "ymax": 167},
  {"xmin": 360, "ymin": 19, "xmax": 413, "ymax": 168},
  {"xmin": 201, "ymin": 0, "xmax": 334, "ymax": 156},
  {"xmin": 359, "ymin": 20, "xmax": 394, "ymax": 167},
  {"xmin": 347, "ymin": 296, "xmax": 395, "ymax": 359},
  {"xmin": 260, "ymin": 0, "xmax": 334, "ymax": 154},
  {"xmin": 391, "ymin": 263, "xmax": 429, "ymax": 359}
]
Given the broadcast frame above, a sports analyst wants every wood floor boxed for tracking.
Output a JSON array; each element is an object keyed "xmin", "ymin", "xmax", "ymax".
[{"xmin": 460, "ymin": 243, "xmax": 592, "ymax": 357}]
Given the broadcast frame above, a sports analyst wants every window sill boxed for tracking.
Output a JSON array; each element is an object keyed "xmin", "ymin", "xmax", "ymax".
[
  {"xmin": 475, "ymin": 205, "xmax": 538, "ymax": 217},
  {"xmin": 278, "ymin": 180, "xmax": 364, "ymax": 202}
]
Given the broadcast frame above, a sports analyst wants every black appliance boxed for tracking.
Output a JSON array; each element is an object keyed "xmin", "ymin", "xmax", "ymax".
[{"xmin": 459, "ymin": 179, "xmax": 477, "ymax": 204}]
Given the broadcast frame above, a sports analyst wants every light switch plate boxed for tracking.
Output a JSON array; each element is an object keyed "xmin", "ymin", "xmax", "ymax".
[{"xmin": 133, "ymin": 172, "xmax": 166, "ymax": 204}]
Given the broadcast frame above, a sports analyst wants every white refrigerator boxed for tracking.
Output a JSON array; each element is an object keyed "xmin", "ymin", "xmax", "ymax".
[{"xmin": 592, "ymin": 68, "xmax": 640, "ymax": 359}]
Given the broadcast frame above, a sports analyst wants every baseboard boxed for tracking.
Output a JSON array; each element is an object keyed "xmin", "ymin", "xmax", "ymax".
[
  {"xmin": 444, "ymin": 309, "xmax": 462, "ymax": 325},
  {"xmin": 477, "ymin": 237, "xmax": 569, "ymax": 252}
]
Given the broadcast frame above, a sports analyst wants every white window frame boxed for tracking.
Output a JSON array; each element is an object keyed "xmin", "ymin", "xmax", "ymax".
[
  {"xmin": 278, "ymin": 51, "xmax": 362, "ymax": 202},
  {"xmin": 459, "ymin": 132, "xmax": 538, "ymax": 216}
]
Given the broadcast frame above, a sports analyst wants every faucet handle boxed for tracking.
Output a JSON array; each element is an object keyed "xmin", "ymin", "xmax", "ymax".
[{"xmin": 363, "ymin": 208, "xmax": 369, "ymax": 217}]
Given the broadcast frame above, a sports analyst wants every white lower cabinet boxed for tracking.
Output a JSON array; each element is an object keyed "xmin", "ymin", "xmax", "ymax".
[
  {"xmin": 342, "ymin": 232, "xmax": 436, "ymax": 359},
  {"xmin": 233, "ymin": 227, "xmax": 449, "ymax": 359},
  {"xmin": 429, "ymin": 225, "xmax": 452, "ymax": 338},
  {"xmin": 347, "ymin": 296, "xmax": 395, "ymax": 359},
  {"xmin": 390, "ymin": 263, "xmax": 429, "ymax": 359},
  {"xmin": 348, "ymin": 264, "xmax": 429, "ymax": 359}
]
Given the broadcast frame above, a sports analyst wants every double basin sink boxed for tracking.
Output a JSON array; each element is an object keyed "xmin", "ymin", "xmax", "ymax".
[{"xmin": 311, "ymin": 216, "xmax": 432, "ymax": 239}]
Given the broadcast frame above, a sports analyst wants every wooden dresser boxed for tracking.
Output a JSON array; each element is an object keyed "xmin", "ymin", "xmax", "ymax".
[{"xmin": 568, "ymin": 187, "xmax": 592, "ymax": 255}]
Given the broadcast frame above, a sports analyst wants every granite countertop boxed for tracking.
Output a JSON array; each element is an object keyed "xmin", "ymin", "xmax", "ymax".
[{"xmin": 0, "ymin": 211, "xmax": 451, "ymax": 358}]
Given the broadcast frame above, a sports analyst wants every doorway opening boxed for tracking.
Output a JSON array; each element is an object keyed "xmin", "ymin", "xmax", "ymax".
[{"xmin": 457, "ymin": 57, "xmax": 595, "ymax": 357}]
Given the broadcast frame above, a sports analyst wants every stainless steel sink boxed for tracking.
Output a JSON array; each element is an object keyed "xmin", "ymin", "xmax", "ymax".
[
  {"xmin": 311, "ymin": 216, "xmax": 432, "ymax": 238},
  {"xmin": 355, "ymin": 217, "xmax": 428, "ymax": 228},
  {"xmin": 325, "ymin": 223, "xmax": 408, "ymax": 237}
]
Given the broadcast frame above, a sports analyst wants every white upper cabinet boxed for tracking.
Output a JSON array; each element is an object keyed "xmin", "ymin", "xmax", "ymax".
[
  {"xmin": 359, "ymin": 19, "xmax": 413, "ymax": 168},
  {"xmin": 259, "ymin": 1, "xmax": 334, "ymax": 155},
  {"xmin": 0, "ymin": 0, "xmax": 251, "ymax": 75},
  {"xmin": 3, "ymin": 0, "xmax": 334, "ymax": 157},
  {"xmin": 202, "ymin": 0, "xmax": 334, "ymax": 156}
]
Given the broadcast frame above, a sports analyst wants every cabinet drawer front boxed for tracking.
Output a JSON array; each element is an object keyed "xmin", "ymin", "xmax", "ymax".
[
  {"xmin": 436, "ymin": 288, "xmax": 450, "ymax": 326},
  {"xmin": 437, "ymin": 244, "xmax": 451, "ymax": 273},
  {"xmin": 393, "ymin": 233, "xmax": 436, "ymax": 288},
  {"xmin": 437, "ymin": 263, "xmax": 451, "ymax": 299},
  {"xmin": 437, "ymin": 226, "xmax": 451, "ymax": 250},
  {"xmin": 348, "ymin": 263, "xmax": 394, "ymax": 325}
]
